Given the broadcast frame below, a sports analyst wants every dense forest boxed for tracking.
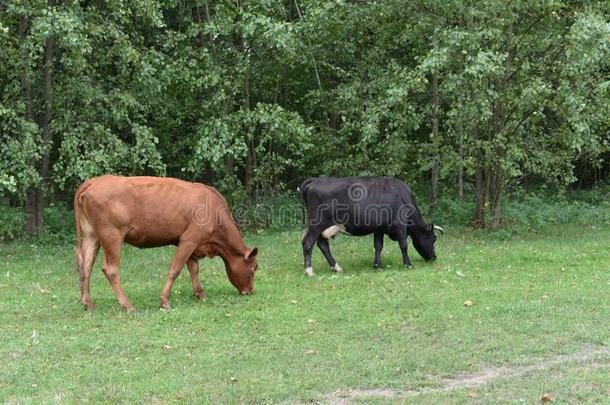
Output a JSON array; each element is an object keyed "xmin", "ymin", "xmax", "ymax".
[{"xmin": 1, "ymin": 0, "xmax": 609, "ymax": 238}]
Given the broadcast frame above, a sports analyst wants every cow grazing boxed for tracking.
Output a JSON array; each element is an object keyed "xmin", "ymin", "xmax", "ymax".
[
  {"xmin": 74, "ymin": 175, "xmax": 258, "ymax": 312},
  {"xmin": 299, "ymin": 176, "xmax": 444, "ymax": 275}
]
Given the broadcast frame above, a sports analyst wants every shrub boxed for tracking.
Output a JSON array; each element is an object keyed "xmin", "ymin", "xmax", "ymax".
[
  {"xmin": 0, "ymin": 205, "xmax": 26, "ymax": 241},
  {"xmin": 41, "ymin": 203, "xmax": 74, "ymax": 243}
]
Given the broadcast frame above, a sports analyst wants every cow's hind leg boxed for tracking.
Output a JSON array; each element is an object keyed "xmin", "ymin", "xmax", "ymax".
[
  {"xmin": 77, "ymin": 233, "xmax": 100, "ymax": 310},
  {"xmin": 373, "ymin": 231, "xmax": 384, "ymax": 269},
  {"xmin": 187, "ymin": 257, "xmax": 206, "ymax": 301},
  {"xmin": 317, "ymin": 238, "xmax": 342, "ymax": 273},
  {"xmin": 160, "ymin": 241, "xmax": 196, "ymax": 309},
  {"xmin": 302, "ymin": 227, "xmax": 320, "ymax": 276},
  {"xmin": 99, "ymin": 235, "xmax": 135, "ymax": 312}
]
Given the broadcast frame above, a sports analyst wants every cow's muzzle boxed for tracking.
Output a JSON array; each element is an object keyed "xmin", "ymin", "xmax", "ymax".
[{"xmin": 240, "ymin": 288, "xmax": 254, "ymax": 295}]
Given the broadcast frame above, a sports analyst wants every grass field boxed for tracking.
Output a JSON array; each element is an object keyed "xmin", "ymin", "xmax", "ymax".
[{"xmin": 0, "ymin": 225, "xmax": 609, "ymax": 403}]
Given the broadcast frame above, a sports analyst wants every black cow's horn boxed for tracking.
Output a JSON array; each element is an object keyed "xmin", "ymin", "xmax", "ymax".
[{"xmin": 433, "ymin": 225, "xmax": 445, "ymax": 235}]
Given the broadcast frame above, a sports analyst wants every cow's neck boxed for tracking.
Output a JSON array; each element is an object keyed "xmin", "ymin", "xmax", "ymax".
[
  {"xmin": 209, "ymin": 216, "xmax": 247, "ymax": 266},
  {"xmin": 407, "ymin": 209, "xmax": 426, "ymax": 236}
]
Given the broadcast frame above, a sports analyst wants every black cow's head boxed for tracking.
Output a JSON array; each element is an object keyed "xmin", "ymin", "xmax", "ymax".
[{"xmin": 411, "ymin": 224, "xmax": 444, "ymax": 261}]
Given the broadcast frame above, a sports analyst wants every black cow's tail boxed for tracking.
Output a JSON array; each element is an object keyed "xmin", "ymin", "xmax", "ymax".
[{"xmin": 297, "ymin": 178, "xmax": 315, "ymax": 237}]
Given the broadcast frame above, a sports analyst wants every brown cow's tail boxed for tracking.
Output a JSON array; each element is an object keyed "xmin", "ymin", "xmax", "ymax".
[
  {"xmin": 74, "ymin": 181, "xmax": 92, "ymax": 277},
  {"xmin": 74, "ymin": 187, "xmax": 84, "ymax": 277}
]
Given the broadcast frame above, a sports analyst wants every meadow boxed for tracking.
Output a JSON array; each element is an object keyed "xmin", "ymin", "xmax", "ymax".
[{"xmin": 0, "ymin": 224, "xmax": 608, "ymax": 403}]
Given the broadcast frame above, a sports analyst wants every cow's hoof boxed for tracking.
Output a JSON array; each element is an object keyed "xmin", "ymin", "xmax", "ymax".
[
  {"xmin": 81, "ymin": 300, "xmax": 95, "ymax": 310},
  {"xmin": 331, "ymin": 263, "xmax": 343, "ymax": 273},
  {"xmin": 126, "ymin": 307, "xmax": 137, "ymax": 314},
  {"xmin": 304, "ymin": 267, "xmax": 315, "ymax": 276},
  {"xmin": 373, "ymin": 263, "xmax": 381, "ymax": 269},
  {"xmin": 405, "ymin": 264, "xmax": 414, "ymax": 269},
  {"xmin": 160, "ymin": 302, "xmax": 171, "ymax": 310},
  {"xmin": 194, "ymin": 291, "xmax": 207, "ymax": 301}
]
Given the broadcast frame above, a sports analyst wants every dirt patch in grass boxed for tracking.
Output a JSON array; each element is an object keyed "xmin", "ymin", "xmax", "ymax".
[{"xmin": 324, "ymin": 345, "xmax": 610, "ymax": 403}]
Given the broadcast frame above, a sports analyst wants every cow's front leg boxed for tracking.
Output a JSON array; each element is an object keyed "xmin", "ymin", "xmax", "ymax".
[
  {"xmin": 373, "ymin": 231, "xmax": 384, "ymax": 269},
  {"xmin": 397, "ymin": 232, "xmax": 413, "ymax": 268},
  {"xmin": 317, "ymin": 238, "xmax": 342, "ymax": 273},
  {"xmin": 302, "ymin": 228, "xmax": 320, "ymax": 276},
  {"xmin": 160, "ymin": 241, "xmax": 196, "ymax": 309},
  {"xmin": 186, "ymin": 257, "xmax": 206, "ymax": 301}
]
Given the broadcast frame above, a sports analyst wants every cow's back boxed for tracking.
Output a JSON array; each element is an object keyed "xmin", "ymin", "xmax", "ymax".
[
  {"xmin": 77, "ymin": 175, "xmax": 218, "ymax": 248},
  {"xmin": 301, "ymin": 176, "xmax": 411, "ymax": 205}
]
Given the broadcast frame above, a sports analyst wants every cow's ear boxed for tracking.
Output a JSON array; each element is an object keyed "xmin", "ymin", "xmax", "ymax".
[{"xmin": 245, "ymin": 247, "xmax": 258, "ymax": 260}]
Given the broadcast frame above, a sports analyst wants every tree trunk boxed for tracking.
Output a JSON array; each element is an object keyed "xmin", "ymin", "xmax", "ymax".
[
  {"xmin": 457, "ymin": 137, "xmax": 464, "ymax": 201},
  {"xmin": 243, "ymin": 56, "xmax": 254, "ymax": 201},
  {"xmin": 26, "ymin": 0, "xmax": 55, "ymax": 236},
  {"xmin": 294, "ymin": 0, "xmax": 329, "ymax": 129},
  {"xmin": 429, "ymin": 72, "xmax": 439, "ymax": 209},
  {"xmin": 486, "ymin": 19, "xmax": 513, "ymax": 231},
  {"xmin": 236, "ymin": 0, "xmax": 256, "ymax": 201},
  {"xmin": 473, "ymin": 164, "xmax": 486, "ymax": 228},
  {"xmin": 20, "ymin": 4, "xmax": 39, "ymax": 236},
  {"xmin": 489, "ymin": 173, "xmax": 503, "ymax": 230},
  {"xmin": 18, "ymin": 7, "xmax": 32, "ymax": 121}
]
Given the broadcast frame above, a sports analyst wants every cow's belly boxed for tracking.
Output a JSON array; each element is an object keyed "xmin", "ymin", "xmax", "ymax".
[
  {"xmin": 344, "ymin": 223, "xmax": 391, "ymax": 236},
  {"xmin": 124, "ymin": 227, "xmax": 180, "ymax": 248},
  {"xmin": 344, "ymin": 227, "xmax": 373, "ymax": 236},
  {"xmin": 321, "ymin": 223, "xmax": 389, "ymax": 238}
]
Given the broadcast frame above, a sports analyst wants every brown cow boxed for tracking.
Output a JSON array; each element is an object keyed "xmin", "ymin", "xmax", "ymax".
[{"xmin": 74, "ymin": 175, "xmax": 258, "ymax": 312}]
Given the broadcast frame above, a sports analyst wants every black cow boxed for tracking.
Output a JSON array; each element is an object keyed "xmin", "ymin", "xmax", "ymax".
[{"xmin": 299, "ymin": 176, "xmax": 444, "ymax": 276}]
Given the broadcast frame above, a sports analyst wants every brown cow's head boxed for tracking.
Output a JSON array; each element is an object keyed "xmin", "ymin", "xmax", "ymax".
[{"xmin": 227, "ymin": 247, "xmax": 258, "ymax": 295}]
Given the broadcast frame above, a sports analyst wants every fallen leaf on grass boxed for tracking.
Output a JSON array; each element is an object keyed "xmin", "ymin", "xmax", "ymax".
[
  {"xmin": 308, "ymin": 319, "xmax": 316, "ymax": 324},
  {"xmin": 541, "ymin": 393, "xmax": 554, "ymax": 402},
  {"xmin": 163, "ymin": 344, "xmax": 172, "ymax": 350},
  {"xmin": 230, "ymin": 376, "xmax": 238, "ymax": 382},
  {"xmin": 291, "ymin": 300, "xmax": 297, "ymax": 304},
  {"xmin": 463, "ymin": 300, "xmax": 473, "ymax": 307},
  {"xmin": 466, "ymin": 390, "xmax": 477, "ymax": 398},
  {"xmin": 306, "ymin": 349, "xmax": 317, "ymax": 354},
  {"xmin": 456, "ymin": 271, "xmax": 465, "ymax": 277}
]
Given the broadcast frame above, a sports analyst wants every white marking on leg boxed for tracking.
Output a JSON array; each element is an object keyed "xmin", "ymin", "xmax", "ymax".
[
  {"xmin": 321, "ymin": 224, "xmax": 346, "ymax": 239},
  {"xmin": 331, "ymin": 263, "xmax": 343, "ymax": 273},
  {"xmin": 305, "ymin": 267, "xmax": 314, "ymax": 276}
]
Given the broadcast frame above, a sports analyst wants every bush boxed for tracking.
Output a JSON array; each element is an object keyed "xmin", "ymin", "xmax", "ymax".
[
  {"xmin": 502, "ymin": 193, "xmax": 610, "ymax": 232},
  {"xmin": 0, "ymin": 205, "xmax": 26, "ymax": 241},
  {"xmin": 2, "ymin": 187, "xmax": 607, "ymax": 243},
  {"xmin": 0, "ymin": 203, "xmax": 75, "ymax": 243},
  {"xmin": 418, "ymin": 188, "xmax": 609, "ymax": 234},
  {"xmin": 235, "ymin": 193, "xmax": 304, "ymax": 231},
  {"xmin": 40, "ymin": 203, "xmax": 74, "ymax": 243}
]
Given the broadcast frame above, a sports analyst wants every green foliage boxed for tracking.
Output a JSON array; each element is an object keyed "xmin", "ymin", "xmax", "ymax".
[
  {"xmin": 0, "ymin": 0, "xmax": 608, "ymax": 232},
  {"xmin": 502, "ymin": 194, "xmax": 610, "ymax": 233},
  {"xmin": 419, "ymin": 189, "xmax": 610, "ymax": 233},
  {"xmin": 190, "ymin": 103, "xmax": 312, "ymax": 196},
  {"xmin": 41, "ymin": 202, "xmax": 74, "ymax": 242},
  {"xmin": 0, "ymin": 105, "xmax": 40, "ymax": 199},
  {"xmin": 0, "ymin": 205, "xmax": 26, "ymax": 241}
]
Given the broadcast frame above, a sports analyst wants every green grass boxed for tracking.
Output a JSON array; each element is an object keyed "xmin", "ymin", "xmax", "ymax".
[{"xmin": 0, "ymin": 225, "xmax": 609, "ymax": 403}]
